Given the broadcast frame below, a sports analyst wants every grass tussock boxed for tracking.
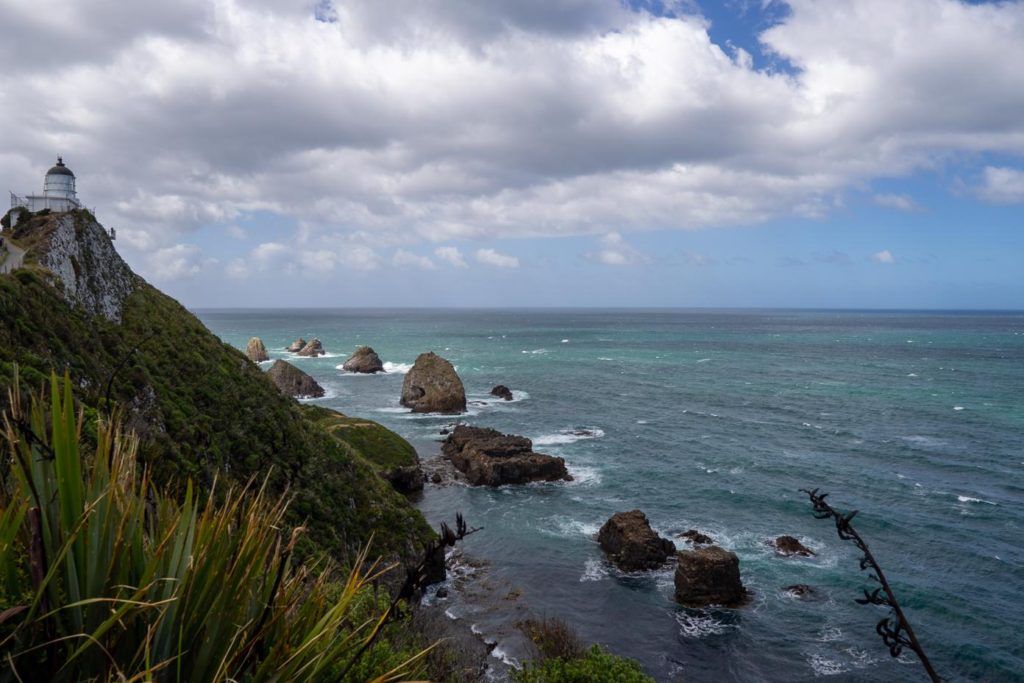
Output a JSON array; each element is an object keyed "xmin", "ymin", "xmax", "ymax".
[{"xmin": 0, "ymin": 370, "xmax": 429, "ymax": 682}]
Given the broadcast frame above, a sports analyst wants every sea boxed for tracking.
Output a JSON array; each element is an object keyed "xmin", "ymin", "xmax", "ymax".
[{"xmin": 196, "ymin": 308, "xmax": 1024, "ymax": 682}]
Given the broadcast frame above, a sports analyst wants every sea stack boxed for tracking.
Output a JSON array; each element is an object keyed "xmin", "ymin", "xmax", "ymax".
[
  {"xmin": 674, "ymin": 546, "xmax": 746, "ymax": 607},
  {"xmin": 246, "ymin": 336, "xmax": 269, "ymax": 362},
  {"xmin": 598, "ymin": 510, "xmax": 675, "ymax": 572},
  {"xmin": 297, "ymin": 338, "xmax": 325, "ymax": 357},
  {"xmin": 400, "ymin": 352, "xmax": 466, "ymax": 413},
  {"xmin": 265, "ymin": 359, "xmax": 325, "ymax": 399},
  {"xmin": 286, "ymin": 338, "xmax": 306, "ymax": 352},
  {"xmin": 342, "ymin": 346, "xmax": 385, "ymax": 373},
  {"xmin": 770, "ymin": 535, "xmax": 815, "ymax": 557},
  {"xmin": 442, "ymin": 425, "xmax": 572, "ymax": 486},
  {"xmin": 490, "ymin": 385, "xmax": 514, "ymax": 401}
]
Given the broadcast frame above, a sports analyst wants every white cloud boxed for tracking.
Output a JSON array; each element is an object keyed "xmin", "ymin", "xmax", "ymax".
[
  {"xmin": 1, "ymin": 0, "xmax": 1023, "ymax": 261},
  {"xmin": 226, "ymin": 258, "xmax": 249, "ymax": 280},
  {"xmin": 976, "ymin": 166, "xmax": 1024, "ymax": 204},
  {"xmin": 475, "ymin": 248, "xmax": 520, "ymax": 268},
  {"xmin": 226, "ymin": 224, "xmax": 248, "ymax": 240},
  {"xmin": 392, "ymin": 249, "xmax": 436, "ymax": 269},
  {"xmin": 251, "ymin": 242, "xmax": 289, "ymax": 268},
  {"xmin": 146, "ymin": 243, "xmax": 204, "ymax": 281},
  {"xmin": 434, "ymin": 246, "xmax": 468, "ymax": 268},
  {"xmin": 873, "ymin": 193, "xmax": 921, "ymax": 212},
  {"xmin": 336, "ymin": 245, "xmax": 381, "ymax": 271},
  {"xmin": 587, "ymin": 232, "xmax": 646, "ymax": 265},
  {"xmin": 871, "ymin": 249, "xmax": 894, "ymax": 264}
]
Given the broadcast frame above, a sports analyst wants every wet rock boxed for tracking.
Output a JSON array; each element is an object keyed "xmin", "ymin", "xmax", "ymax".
[
  {"xmin": 423, "ymin": 545, "xmax": 447, "ymax": 586},
  {"xmin": 783, "ymin": 584, "xmax": 817, "ymax": 599},
  {"xmin": 490, "ymin": 384, "xmax": 514, "ymax": 401},
  {"xmin": 771, "ymin": 535, "xmax": 815, "ymax": 557},
  {"xmin": 296, "ymin": 338, "xmax": 325, "ymax": 357},
  {"xmin": 401, "ymin": 352, "xmax": 467, "ymax": 413},
  {"xmin": 674, "ymin": 546, "xmax": 746, "ymax": 607},
  {"xmin": 598, "ymin": 510, "xmax": 675, "ymax": 571},
  {"xmin": 286, "ymin": 338, "xmax": 306, "ymax": 352},
  {"xmin": 442, "ymin": 425, "xmax": 572, "ymax": 486},
  {"xmin": 431, "ymin": 472, "xmax": 443, "ymax": 484},
  {"xmin": 342, "ymin": 345, "xmax": 384, "ymax": 373},
  {"xmin": 436, "ymin": 587, "xmax": 449, "ymax": 599},
  {"xmin": 246, "ymin": 336, "xmax": 269, "ymax": 362},
  {"xmin": 678, "ymin": 529, "xmax": 715, "ymax": 546},
  {"xmin": 265, "ymin": 359, "xmax": 325, "ymax": 399}
]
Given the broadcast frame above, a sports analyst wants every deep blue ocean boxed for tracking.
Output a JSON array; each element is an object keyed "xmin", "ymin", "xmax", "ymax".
[{"xmin": 196, "ymin": 308, "xmax": 1024, "ymax": 682}]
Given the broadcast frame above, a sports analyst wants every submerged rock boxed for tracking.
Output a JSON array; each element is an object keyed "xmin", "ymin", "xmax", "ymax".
[
  {"xmin": 246, "ymin": 336, "xmax": 269, "ymax": 363},
  {"xmin": 442, "ymin": 425, "xmax": 571, "ymax": 486},
  {"xmin": 401, "ymin": 352, "xmax": 467, "ymax": 413},
  {"xmin": 342, "ymin": 345, "xmax": 384, "ymax": 373},
  {"xmin": 598, "ymin": 510, "xmax": 675, "ymax": 572},
  {"xmin": 490, "ymin": 384, "xmax": 514, "ymax": 401},
  {"xmin": 678, "ymin": 529, "xmax": 715, "ymax": 546},
  {"xmin": 783, "ymin": 584, "xmax": 817, "ymax": 599},
  {"xmin": 770, "ymin": 535, "xmax": 815, "ymax": 557},
  {"xmin": 296, "ymin": 338, "xmax": 325, "ymax": 357},
  {"xmin": 265, "ymin": 359, "xmax": 325, "ymax": 399},
  {"xmin": 674, "ymin": 546, "xmax": 746, "ymax": 608},
  {"xmin": 286, "ymin": 338, "xmax": 306, "ymax": 352}
]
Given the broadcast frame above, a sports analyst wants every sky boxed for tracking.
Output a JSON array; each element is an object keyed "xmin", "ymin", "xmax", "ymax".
[{"xmin": 0, "ymin": 0, "xmax": 1022, "ymax": 309}]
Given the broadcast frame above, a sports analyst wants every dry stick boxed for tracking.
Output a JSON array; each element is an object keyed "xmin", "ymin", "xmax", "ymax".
[{"xmin": 801, "ymin": 488, "xmax": 941, "ymax": 683}]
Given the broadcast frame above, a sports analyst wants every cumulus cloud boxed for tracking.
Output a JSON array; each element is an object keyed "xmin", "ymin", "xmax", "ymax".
[
  {"xmin": 1, "ymin": 0, "xmax": 1023, "ymax": 266},
  {"xmin": 976, "ymin": 166, "xmax": 1024, "ymax": 204},
  {"xmin": 146, "ymin": 243, "xmax": 204, "ymax": 281},
  {"xmin": 392, "ymin": 249, "xmax": 436, "ymax": 269},
  {"xmin": 588, "ymin": 232, "xmax": 646, "ymax": 265},
  {"xmin": 475, "ymin": 248, "xmax": 520, "ymax": 268},
  {"xmin": 873, "ymin": 193, "xmax": 921, "ymax": 212},
  {"xmin": 871, "ymin": 249, "xmax": 895, "ymax": 264},
  {"xmin": 434, "ymin": 246, "xmax": 468, "ymax": 268}
]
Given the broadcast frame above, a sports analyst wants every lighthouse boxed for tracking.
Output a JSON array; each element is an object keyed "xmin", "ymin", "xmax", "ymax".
[{"xmin": 10, "ymin": 157, "xmax": 83, "ymax": 213}]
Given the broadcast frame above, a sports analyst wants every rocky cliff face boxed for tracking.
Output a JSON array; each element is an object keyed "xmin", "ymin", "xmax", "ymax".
[{"xmin": 15, "ymin": 211, "xmax": 139, "ymax": 322}]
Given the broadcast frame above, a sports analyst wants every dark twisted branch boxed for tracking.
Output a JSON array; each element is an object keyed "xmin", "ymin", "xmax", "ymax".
[{"xmin": 801, "ymin": 488, "xmax": 941, "ymax": 682}]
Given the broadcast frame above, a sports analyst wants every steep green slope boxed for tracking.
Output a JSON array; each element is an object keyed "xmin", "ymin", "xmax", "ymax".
[{"xmin": 0, "ymin": 210, "xmax": 431, "ymax": 563}]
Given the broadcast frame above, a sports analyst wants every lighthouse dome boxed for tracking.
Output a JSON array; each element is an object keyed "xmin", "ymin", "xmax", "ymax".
[{"xmin": 44, "ymin": 157, "xmax": 77, "ymax": 199}]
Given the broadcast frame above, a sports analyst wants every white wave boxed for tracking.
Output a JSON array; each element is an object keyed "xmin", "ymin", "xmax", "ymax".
[
  {"xmin": 953, "ymin": 406, "xmax": 965, "ymax": 411},
  {"xmin": 675, "ymin": 612, "xmax": 733, "ymax": 638},
  {"xmin": 551, "ymin": 517, "xmax": 601, "ymax": 538},
  {"xmin": 597, "ymin": 357, "xmax": 614, "ymax": 361},
  {"xmin": 383, "ymin": 361, "xmax": 413, "ymax": 374},
  {"xmin": 565, "ymin": 464, "xmax": 601, "ymax": 486},
  {"xmin": 579, "ymin": 558, "xmax": 608, "ymax": 582},
  {"xmin": 522, "ymin": 348, "xmax": 548, "ymax": 355},
  {"xmin": 637, "ymin": 419, "xmax": 649, "ymax": 424},
  {"xmin": 534, "ymin": 427, "xmax": 605, "ymax": 446},
  {"xmin": 819, "ymin": 626, "xmax": 843, "ymax": 643},
  {"xmin": 807, "ymin": 653, "xmax": 848, "ymax": 676},
  {"xmin": 696, "ymin": 358, "xmax": 711, "ymax": 363},
  {"xmin": 561, "ymin": 338, "xmax": 570, "ymax": 343},
  {"xmin": 957, "ymin": 495, "xmax": 997, "ymax": 505},
  {"xmin": 490, "ymin": 645, "xmax": 522, "ymax": 669},
  {"xmin": 907, "ymin": 372, "xmax": 918, "ymax": 377}
]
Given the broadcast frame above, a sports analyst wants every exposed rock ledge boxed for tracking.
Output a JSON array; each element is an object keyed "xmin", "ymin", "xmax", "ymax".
[
  {"xmin": 598, "ymin": 510, "xmax": 675, "ymax": 572},
  {"xmin": 265, "ymin": 359, "xmax": 325, "ymax": 398},
  {"xmin": 442, "ymin": 425, "xmax": 572, "ymax": 486},
  {"xmin": 342, "ymin": 346, "xmax": 384, "ymax": 373}
]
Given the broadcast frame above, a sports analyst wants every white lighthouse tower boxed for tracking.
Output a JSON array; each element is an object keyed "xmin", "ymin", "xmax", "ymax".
[{"xmin": 10, "ymin": 157, "xmax": 83, "ymax": 213}]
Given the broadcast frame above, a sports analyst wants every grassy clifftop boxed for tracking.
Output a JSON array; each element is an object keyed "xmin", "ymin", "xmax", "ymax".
[{"xmin": 0, "ymin": 209, "xmax": 431, "ymax": 563}]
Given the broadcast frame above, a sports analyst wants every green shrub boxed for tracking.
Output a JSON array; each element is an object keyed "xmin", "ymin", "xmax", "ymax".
[
  {"xmin": 0, "ymin": 371, "xmax": 428, "ymax": 682},
  {"xmin": 515, "ymin": 645, "xmax": 654, "ymax": 683}
]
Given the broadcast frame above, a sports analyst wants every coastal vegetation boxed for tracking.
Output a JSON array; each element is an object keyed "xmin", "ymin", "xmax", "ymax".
[{"xmin": 0, "ymin": 371, "xmax": 430, "ymax": 681}]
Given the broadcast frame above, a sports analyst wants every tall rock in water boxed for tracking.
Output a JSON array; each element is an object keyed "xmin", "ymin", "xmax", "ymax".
[
  {"xmin": 598, "ymin": 510, "xmax": 675, "ymax": 571},
  {"xmin": 297, "ymin": 338, "xmax": 325, "ymax": 357},
  {"xmin": 400, "ymin": 352, "xmax": 466, "ymax": 413},
  {"xmin": 674, "ymin": 546, "xmax": 746, "ymax": 607},
  {"xmin": 342, "ymin": 346, "xmax": 384, "ymax": 373},
  {"xmin": 246, "ymin": 337, "xmax": 269, "ymax": 362},
  {"xmin": 286, "ymin": 338, "xmax": 306, "ymax": 352},
  {"xmin": 266, "ymin": 359, "xmax": 325, "ymax": 398}
]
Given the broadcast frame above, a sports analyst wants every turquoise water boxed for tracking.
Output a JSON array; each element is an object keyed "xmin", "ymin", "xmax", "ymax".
[{"xmin": 197, "ymin": 309, "xmax": 1024, "ymax": 682}]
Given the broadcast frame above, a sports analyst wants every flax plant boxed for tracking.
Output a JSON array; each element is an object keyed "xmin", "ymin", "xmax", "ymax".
[{"xmin": 0, "ymin": 370, "xmax": 428, "ymax": 682}]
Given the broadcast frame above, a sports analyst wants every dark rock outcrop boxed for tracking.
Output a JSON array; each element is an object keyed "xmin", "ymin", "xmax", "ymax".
[
  {"xmin": 246, "ymin": 336, "xmax": 269, "ymax": 362},
  {"xmin": 296, "ymin": 338, "xmax": 325, "ymax": 357},
  {"xmin": 490, "ymin": 385, "xmax": 514, "ymax": 401},
  {"xmin": 386, "ymin": 464, "xmax": 425, "ymax": 494},
  {"xmin": 674, "ymin": 546, "xmax": 746, "ymax": 607},
  {"xmin": 598, "ymin": 510, "xmax": 675, "ymax": 571},
  {"xmin": 783, "ymin": 584, "xmax": 817, "ymax": 599},
  {"xmin": 286, "ymin": 338, "xmax": 306, "ymax": 352},
  {"xmin": 401, "ymin": 352, "xmax": 466, "ymax": 413},
  {"xmin": 770, "ymin": 535, "xmax": 815, "ymax": 557},
  {"xmin": 678, "ymin": 529, "xmax": 715, "ymax": 546},
  {"xmin": 265, "ymin": 359, "xmax": 325, "ymax": 398},
  {"xmin": 442, "ymin": 425, "xmax": 572, "ymax": 486},
  {"xmin": 342, "ymin": 346, "xmax": 384, "ymax": 373}
]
